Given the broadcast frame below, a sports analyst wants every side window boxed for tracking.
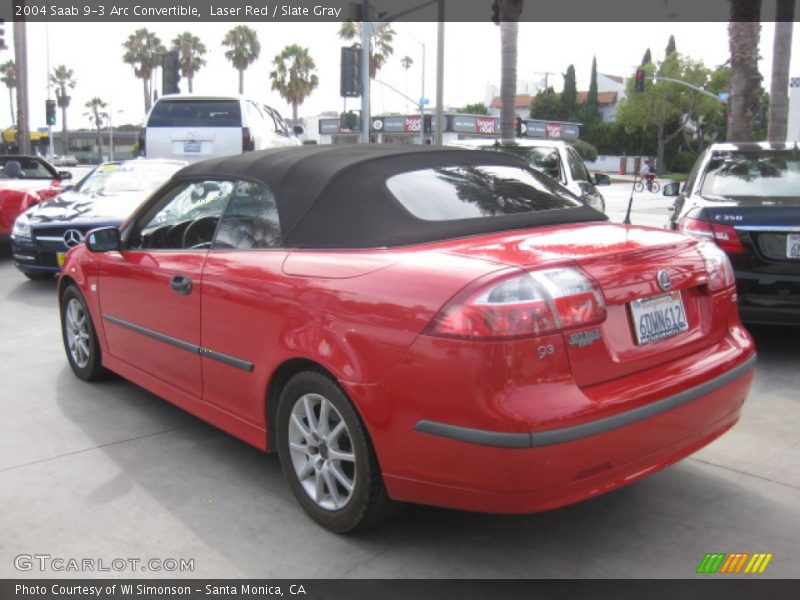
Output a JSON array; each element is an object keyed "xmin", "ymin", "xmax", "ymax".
[
  {"xmin": 213, "ymin": 181, "xmax": 283, "ymax": 249},
  {"xmin": 566, "ymin": 148, "xmax": 590, "ymax": 183},
  {"xmin": 129, "ymin": 180, "xmax": 234, "ymax": 250},
  {"xmin": 683, "ymin": 151, "xmax": 706, "ymax": 194}
]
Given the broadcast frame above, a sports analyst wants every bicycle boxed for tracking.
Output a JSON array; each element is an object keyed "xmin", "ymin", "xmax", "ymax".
[{"xmin": 634, "ymin": 178, "xmax": 660, "ymax": 194}]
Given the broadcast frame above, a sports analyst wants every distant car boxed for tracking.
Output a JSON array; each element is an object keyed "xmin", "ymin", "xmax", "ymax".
[
  {"xmin": 52, "ymin": 154, "xmax": 79, "ymax": 167},
  {"xmin": 11, "ymin": 159, "xmax": 185, "ymax": 279},
  {"xmin": 59, "ymin": 145, "xmax": 754, "ymax": 532},
  {"xmin": 448, "ymin": 139, "xmax": 610, "ymax": 212},
  {"xmin": 0, "ymin": 155, "xmax": 72, "ymax": 241},
  {"xmin": 139, "ymin": 94, "xmax": 302, "ymax": 163},
  {"xmin": 665, "ymin": 141, "xmax": 800, "ymax": 325}
]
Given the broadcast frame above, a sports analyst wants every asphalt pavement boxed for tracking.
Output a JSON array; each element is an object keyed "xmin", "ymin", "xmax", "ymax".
[{"xmin": 1, "ymin": 188, "xmax": 798, "ymax": 579}]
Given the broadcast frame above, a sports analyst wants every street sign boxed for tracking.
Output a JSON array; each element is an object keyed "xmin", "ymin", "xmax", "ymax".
[
  {"xmin": 717, "ymin": 92, "xmax": 730, "ymax": 101},
  {"xmin": 419, "ymin": 98, "xmax": 430, "ymax": 106}
]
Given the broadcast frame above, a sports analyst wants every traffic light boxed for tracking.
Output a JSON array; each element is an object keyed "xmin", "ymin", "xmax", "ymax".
[
  {"xmin": 46, "ymin": 100, "xmax": 56, "ymax": 126},
  {"xmin": 340, "ymin": 46, "xmax": 361, "ymax": 98},
  {"xmin": 635, "ymin": 68, "xmax": 646, "ymax": 93},
  {"xmin": 0, "ymin": 18, "xmax": 5, "ymax": 50},
  {"xmin": 423, "ymin": 114, "xmax": 432, "ymax": 134},
  {"xmin": 340, "ymin": 111, "xmax": 359, "ymax": 131},
  {"xmin": 162, "ymin": 51, "xmax": 181, "ymax": 95},
  {"xmin": 491, "ymin": 0, "xmax": 500, "ymax": 24}
]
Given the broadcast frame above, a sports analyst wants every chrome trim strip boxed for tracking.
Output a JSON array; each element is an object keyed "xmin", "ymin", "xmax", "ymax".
[
  {"xmin": 103, "ymin": 315, "xmax": 254, "ymax": 373},
  {"xmin": 736, "ymin": 226, "xmax": 800, "ymax": 233},
  {"xmin": 415, "ymin": 354, "xmax": 756, "ymax": 449},
  {"xmin": 36, "ymin": 236, "xmax": 68, "ymax": 243}
]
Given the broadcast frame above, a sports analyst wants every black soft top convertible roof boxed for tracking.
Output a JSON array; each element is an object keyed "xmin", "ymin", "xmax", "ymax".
[{"xmin": 174, "ymin": 144, "xmax": 605, "ymax": 249}]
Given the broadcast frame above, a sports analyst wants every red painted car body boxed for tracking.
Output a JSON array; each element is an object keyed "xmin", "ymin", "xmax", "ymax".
[
  {"xmin": 0, "ymin": 156, "xmax": 69, "ymax": 239},
  {"xmin": 58, "ymin": 146, "xmax": 755, "ymax": 521}
]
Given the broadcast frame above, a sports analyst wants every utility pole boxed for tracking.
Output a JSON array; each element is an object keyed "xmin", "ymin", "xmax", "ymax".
[
  {"xmin": 13, "ymin": 20, "xmax": 30, "ymax": 155},
  {"xmin": 360, "ymin": 1, "xmax": 371, "ymax": 143},
  {"xmin": 434, "ymin": 0, "xmax": 445, "ymax": 145}
]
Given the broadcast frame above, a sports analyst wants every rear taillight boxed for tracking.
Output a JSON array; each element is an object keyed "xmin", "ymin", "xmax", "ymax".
[
  {"xmin": 697, "ymin": 241, "xmax": 736, "ymax": 292},
  {"xmin": 137, "ymin": 128, "xmax": 146, "ymax": 156},
  {"xmin": 426, "ymin": 266, "xmax": 606, "ymax": 340},
  {"xmin": 243, "ymin": 127, "xmax": 255, "ymax": 152},
  {"xmin": 678, "ymin": 217, "xmax": 744, "ymax": 253}
]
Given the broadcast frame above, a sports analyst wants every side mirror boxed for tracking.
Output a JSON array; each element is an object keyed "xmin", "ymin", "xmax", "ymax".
[
  {"xmin": 593, "ymin": 173, "xmax": 611, "ymax": 186},
  {"xmin": 59, "ymin": 171, "xmax": 73, "ymax": 180},
  {"xmin": 292, "ymin": 125, "xmax": 305, "ymax": 136},
  {"xmin": 86, "ymin": 227, "xmax": 121, "ymax": 253},
  {"xmin": 662, "ymin": 181, "xmax": 681, "ymax": 197}
]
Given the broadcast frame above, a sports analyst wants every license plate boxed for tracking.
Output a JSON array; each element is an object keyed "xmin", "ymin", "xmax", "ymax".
[
  {"xmin": 787, "ymin": 233, "xmax": 800, "ymax": 259},
  {"xmin": 183, "ymin": 142, "xmax": 202, "ymax": 153},
  {"xmin": 630, "ymin": 291, "xmax": 688, "ymax": 345},
  {"xmin": 57, "ymin": 252, "xmax": 66, "ymax": 267}
]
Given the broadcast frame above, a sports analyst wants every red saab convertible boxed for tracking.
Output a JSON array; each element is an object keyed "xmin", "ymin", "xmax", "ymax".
[
  {"xmin": 0, "ymin": 155, "xmax": 72, "ymax": 240},
  {"xmin": 59, "ymin": 146, "xmax": 755, "ymax": 532}
]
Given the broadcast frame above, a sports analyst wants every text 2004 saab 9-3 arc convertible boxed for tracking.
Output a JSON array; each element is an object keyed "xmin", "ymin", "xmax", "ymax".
[{"xmin": 58, "ymin": 145, "xmax": 756, "ymax": 533}]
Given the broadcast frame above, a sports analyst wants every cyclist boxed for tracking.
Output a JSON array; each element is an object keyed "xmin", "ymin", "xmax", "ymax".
[{"xmin": 640, "ymin": 159, "xmax": 656, "ymax": 192}]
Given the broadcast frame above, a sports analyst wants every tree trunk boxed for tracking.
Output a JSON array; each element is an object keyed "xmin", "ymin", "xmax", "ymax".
[
  {"xmin": 188, "ymin": 76, "xmax": 194, "ymax": 93},
  {"xmin": 727, "ymin": 1, "xmax": 762, "ymax": 142},
  {"xmin": 239, "ymin": 69, "xmax": 244, "ymax": 95},
  {"xmin": 767, "ymin": 1, "xmax": 794, "ymax": 142},
  {"xmin": 143, "ymin": 78, "xmax": 150, "ymax": 114},
  {"xmin": 8, "ymin": 88, "xmax": 14, "ymax": 123},
  {"xmin": 499, "ymin": 20, "xmax": 518, "ymax": 143},
  {"xmin": 656, "ymin": 120, "xmax": 665, "ymax": 175},
  {"xmin": 292, "ymin": 101, "xmax": 298, "ymax": 120}
]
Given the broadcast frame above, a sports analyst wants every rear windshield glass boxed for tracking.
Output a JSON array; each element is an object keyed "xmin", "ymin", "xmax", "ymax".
[
  {"xmin": 701, "ymin": 150, "xmax": 800, "ymax": 197},
  {"xmin": 467, "ymin": 144, "xmax": 563, "ymax": 181},
  {"xmin": 148, "ymin": 100, "xmax": 242, "ymax": 128},
  {"xmin": 386, "ymin": 165, "xmax": 581, "ymax": 221}
]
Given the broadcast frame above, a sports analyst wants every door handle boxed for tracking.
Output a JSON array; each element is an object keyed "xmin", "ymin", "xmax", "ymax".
[{"xmin": 170, "ymin": 275, "xmax": 193, "ymax": 295}]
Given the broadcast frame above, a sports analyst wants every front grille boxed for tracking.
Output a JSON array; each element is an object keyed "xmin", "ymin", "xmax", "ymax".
[{"xmin": 33, "ymin": 227, "xmax": 90, "ymax": 252}]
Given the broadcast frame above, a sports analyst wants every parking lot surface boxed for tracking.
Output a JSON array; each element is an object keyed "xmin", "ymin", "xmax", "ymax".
[{"xmin": 1, "ymin": 184, "xmax": 798, "ymax": 578}]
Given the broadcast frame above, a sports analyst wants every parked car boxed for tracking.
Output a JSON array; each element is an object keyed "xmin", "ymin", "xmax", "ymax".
[
  {"xmin": 139, "ymin": 94, "xmax": 302, "ymax": 163},
  {"xmin": 12, "ymin": 159, "xmax": 185, "ymax": 279},
  {"xmin": 0, "ymin": 155, "xmax": 72, "ymax": 241},
  {"xmin": 52, "ymin": 154, "xmax": 79, "ymax": 167},
  {"xmin": 59, "ymin": 145, "xmax": 755, "ymax": 532},
  {"xmin": 448, "ymin": 138, "xmax": 610, "ymax": 212},
  {"xmin": 665, "ymin": 141, "xmax": 800, "ymax": 325}
]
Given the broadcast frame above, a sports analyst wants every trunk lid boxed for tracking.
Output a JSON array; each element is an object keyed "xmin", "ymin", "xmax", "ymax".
[{"xmin": 447, "ymin": 223, "xmax": 726, "ymax": 386}]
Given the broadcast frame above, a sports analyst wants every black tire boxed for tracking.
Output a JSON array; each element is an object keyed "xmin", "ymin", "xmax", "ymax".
[
  {"xmin": 60, "ymin": 285, "xmax": 109, "ymax": 381},
  {"xmin": 633, "ymin": 181, "xmax": 644, "ymax": 193},
  {"xmin": 276, "ymin": 371, "xmax": 395, "ymax": 533},
  {"xmin": 23, "ymin": 271, "xmax": 54, "ymax": 281},
  {"xmin": 651, "ymin": 181, "xmax": 661, "ymax": 193}
]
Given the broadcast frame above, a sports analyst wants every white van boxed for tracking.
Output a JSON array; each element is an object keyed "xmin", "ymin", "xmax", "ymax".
[{"xmin": 139, "ymin": 95, "xmax": 302, "ymax": 163}]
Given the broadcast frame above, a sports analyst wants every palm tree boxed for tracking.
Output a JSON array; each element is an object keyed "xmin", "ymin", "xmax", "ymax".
[
  {"xmin": 767, "ymin": 0, "xmax": 794, "ymax": 141},
  {"xmin": 727, "ymin": 0, "xmax": 762, "ymax": 141},
  {"xmin": 338, "ymin": 22, "xmax": 395, "ymax": 78},
  {"xmin": 269, "ymin": 45, "xmax": 319, "ymax": 120},
  {"xmin": 222, "ymin": 25, "xmax": 260, "ymax": 95},
  {"xmin": 497, "ymin": 0, "xmax": 524, "ymax": 142},
  {"xmin": 400, "ymin": 55, "xmax": 413, "ymax": 111},
  {"xmin": 122, "ymin": 28, "xmax": 165, "ymax": 115},
  {"xmin": 171, "ymin": 32, "xmax": 207, "ymax": 93},
  {"xmin": 50, "ymin": 65, "xmax": 76, "ymax": 154},
  {"xmin": 1, "ymin": 60, "xmax": 16, "ymax": 124},
  {"xmin": 85, "ymin": 97, "xmax": 108, "ymax": 163}
]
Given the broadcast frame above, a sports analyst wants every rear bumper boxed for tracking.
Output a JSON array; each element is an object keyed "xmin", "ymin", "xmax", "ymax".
[
  {"xmin": 734, "ymin": 270, "xmax": 800, "ymax": 325},
  {"xmin": 347, "ymin": 327, "xmax": 755, "ymax": 514}
]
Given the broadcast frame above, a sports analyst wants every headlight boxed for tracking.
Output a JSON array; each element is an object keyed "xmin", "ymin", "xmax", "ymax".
[{"xmin": 12, "ymin": 214, "xmax": 32, "ymax": 240}]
